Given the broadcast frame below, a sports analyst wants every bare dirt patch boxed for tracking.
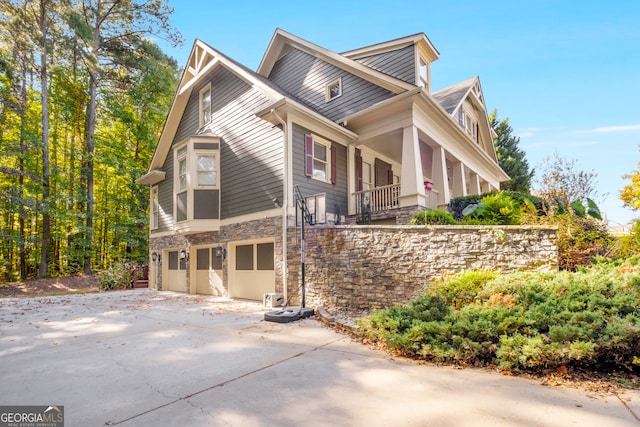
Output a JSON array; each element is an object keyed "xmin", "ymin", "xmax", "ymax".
[{"xmin": 0, "ymin": 274, "xmax": 100, "ymax": 298}]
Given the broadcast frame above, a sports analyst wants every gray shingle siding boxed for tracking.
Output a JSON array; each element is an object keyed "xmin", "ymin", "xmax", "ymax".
[
  {"xmin": 268, "ymin": 48, "xmax": 395, "ymax": 122},
  {"xmin": 353, "ymin": 45, "xmax": 416, "ymax": 84},
  {"xmin": 291, "ymin": 124, "xmax": 348, "ymax": 223}
]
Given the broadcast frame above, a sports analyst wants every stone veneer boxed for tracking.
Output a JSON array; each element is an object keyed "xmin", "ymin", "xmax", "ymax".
[
  {"xmin": 149, "ymin": 218, "xmax": 558, "ymax": 313},
  {"xmin": 149, "ymin": 216, "xmax": 283, "ymax": 294},
  {"xmin": 285, "ymin": 225, "xmax": 558, "ymax": 312}
]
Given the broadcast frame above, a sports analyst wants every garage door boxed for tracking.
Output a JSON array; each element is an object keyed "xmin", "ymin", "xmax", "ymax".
[
  {"xmin": 231, "ymin": 242, "xmax": 275, "ymax": 300},
  {"xmin": 165, "ymin": 250, "xmax": 187, "ymax": 292},
  {"xmin": 195, "ymin": 247, "xmax": 225, "ymax": 295}
]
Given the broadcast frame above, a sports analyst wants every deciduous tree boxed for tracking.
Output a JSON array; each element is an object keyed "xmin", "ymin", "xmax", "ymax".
[{"xmin": 620, "ymin": 148, "xmax": 640, "ymax": 210}]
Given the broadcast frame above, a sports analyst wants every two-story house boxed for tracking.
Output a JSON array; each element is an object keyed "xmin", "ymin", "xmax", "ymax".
[{"xmin": 137, "ymin": 28, "xmax": 509, "ymax": 301}]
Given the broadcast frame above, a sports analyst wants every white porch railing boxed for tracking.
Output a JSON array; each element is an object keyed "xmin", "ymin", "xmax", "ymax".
[
  {"xmin": 354, "ymin": 184, "xmax": 440, "ymax": 217},
  {"xmin": 354, "ymin": 184, "xmax": 401, "ymax": 215}
]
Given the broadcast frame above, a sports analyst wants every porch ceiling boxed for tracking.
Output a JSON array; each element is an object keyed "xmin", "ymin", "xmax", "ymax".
[{"xmin": 356, "ymin": 128, "xmax": 438, "ymax": 165}]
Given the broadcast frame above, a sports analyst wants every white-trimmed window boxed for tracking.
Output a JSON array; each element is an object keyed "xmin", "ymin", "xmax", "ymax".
[
  {"xmin": 196, "ymin": 153, "xmax": 218, "ymax": 187},
  {"xmin": 418, "ymin": 56, "xmax": 429, "ymax": 90},
  {"xmin": 178, "ymin": 150, "xmax": 188, "ymax": 192},
  {"xmin": 173, "ymin": 138, "xmax": 220, "ymax": 224},
  {"xmin": 362, "ymin": 161, "xmax": 372, "ymax": 191},
  {"xmin": 306, "ymin": 193, "xmax": 326, "ymax": 224},
  {"xmin": 458, "ymin": 107, "xmax": 478, "ymax": 142},
  {"xmin": 305, "ymin": 134, "xmax": 335, "ymax": 183},
  {"xmin": 175, "ymin": 145, "xmax": 189, "ymax": 222},
  {"xmin": 199, "ymin": 84, "xmax": 212, "ymax": 127},
  {"xmin": 151, "ymin": 186, "xmax": 159, "ymax": 230},
  {"xmin": 326, "ymin": 77, "xmax": 342, "ymax": 102}
]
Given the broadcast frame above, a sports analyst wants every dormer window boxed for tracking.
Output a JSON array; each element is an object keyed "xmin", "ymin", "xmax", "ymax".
[
  {"xmin": 199, "ymin": 83, "xmax": 212, "ymax": 127},
  {"xmin": 326, "ymin": 77, "xmax": 342, "ymax": 102}
]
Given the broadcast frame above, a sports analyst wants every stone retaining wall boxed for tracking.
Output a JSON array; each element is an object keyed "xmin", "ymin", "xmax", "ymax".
[{"xmin": 286, "ymin": 225, "xmax": 558, "ymax": 312}]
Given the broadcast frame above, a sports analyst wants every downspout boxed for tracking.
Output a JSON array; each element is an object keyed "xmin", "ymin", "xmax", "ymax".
[{"xmin": 271, "ymin": 109, "xmax": 288, "ymax": 304}]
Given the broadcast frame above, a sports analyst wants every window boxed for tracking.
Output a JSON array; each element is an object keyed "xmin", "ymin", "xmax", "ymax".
[
  {"xmin": 151, "ymin": 186, "xmax": 159, "ymax": 230},
  {"xmin": 178, "ymin": 157, "xmax": 187, "ymax": 191},
  {"xmin": 199, "ymin": 84, "xmax": 212, "ymax": 127},
  {"xmin": 418, "ymin": 56, "xmax": 429, "ymax": 90},
  {"xmin": 362, "ymin": 161, "xmax": 372, "ymax": 191},
  {"xmin": 176, "ymin": 147, "xmax": 188, "ymax": 222},
  {"xmin": 326, "ymin": 77, "xmax": 342, "ymax": 102},
  {"xmin": 305, "ymin": 134, "xmax": 334, "ymax": 183},
  {"xmin": 306, "ymin": 193, "xmax": 326, "ymax": 224},
  {"xmin": 458, "ymin": 108, "xmax": 478, "ymax": 143},
  {"xmin": 313, "ymin": 141, "xmax": 328, "ymax": 181},
  {"xmin": 236, "ymin": 245, "xmax": 254, "ymax": 271},
  {"xmin": 173, "ymin": 138, "xmax": 221, "ymax": 225},
  {"xmin": 197, "ymin": 154, "xmax": 217, "ymax": 187}
]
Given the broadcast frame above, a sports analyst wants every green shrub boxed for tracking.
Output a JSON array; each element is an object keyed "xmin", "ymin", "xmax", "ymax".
[
  {"xmin": 521, "ymin": 212, "xmax": 613, "ymax": 270},
  {"xmin": 409, "ymin": 210, "xmax": 458, "ymax": 225},
  {"xmin": 609, "ymin": 220, "xmax": 640, "ymax": 259},
  {"xmin": 448, "ymin": 191, "xmax": 544, "ymax": 221},
  {"xmin": 357, "ymin": 258, "xmax": 640, "ymax": 372},
  {"xmin": 97, "ymin": 262, "xmax": 132, "ymax": 290},
  {"xmin": 427, "ymin": 270, "xmax": 498, "ymax": 308},
  {"xmin": 447, "ymin": 194, "xmax": 484, "ymax": 221},
  {"xmin": 461, "ymin": 192, "xmax": 521, "ymax": 225}
]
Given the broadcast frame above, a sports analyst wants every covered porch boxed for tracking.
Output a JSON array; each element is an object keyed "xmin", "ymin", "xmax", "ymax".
[{"xmin": 343, "ymin": 93, "xmax": 505, "ymax": 222}]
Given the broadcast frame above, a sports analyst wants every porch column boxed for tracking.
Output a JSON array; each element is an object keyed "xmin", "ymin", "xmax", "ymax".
[
  {"xmin": 400, "ymin": 126, "xmax": 426, "ymax": 208},
  {"xmin": 432, "ymin": 145, "xmax": 450, "ymax": 206},
  {"xmin": 469, "ymin": 171, "xmax": 481, "ymax": 195},
  {"xmin": 347, "ymin": 144, "xmax": 356, "ymax": 215},
  {"xmin": 452, "ymin": 162, "xmax": 467, "ymax": 198}
]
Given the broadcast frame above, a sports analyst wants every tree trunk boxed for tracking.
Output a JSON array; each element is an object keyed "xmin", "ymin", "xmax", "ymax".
[
  {"xmin": 83, "ymin": 70, "xmax": 97, "ymax": 274},
  {"xmin": 38, "ymin": 0, "xmax": 50, "ymax": 278},
  {"xmin": 19, "ymin": 59, "xmax": 28, "ymax": 280}
]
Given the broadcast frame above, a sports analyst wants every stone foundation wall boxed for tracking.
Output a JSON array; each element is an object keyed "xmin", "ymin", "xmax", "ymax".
[{"xmin": 286, "ymin": 225, "xmax": 558, "ymax": 312}]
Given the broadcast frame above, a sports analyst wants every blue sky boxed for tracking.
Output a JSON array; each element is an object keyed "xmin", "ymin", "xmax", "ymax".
[{"xmin": 159, "ymin": 0, "xmax": 640, "ymax": 226}]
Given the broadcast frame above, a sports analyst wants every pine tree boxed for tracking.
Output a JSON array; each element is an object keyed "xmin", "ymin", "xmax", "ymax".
[{"xmin": 489, "ymin": 109, "xmax": 534, "ymax": 193}]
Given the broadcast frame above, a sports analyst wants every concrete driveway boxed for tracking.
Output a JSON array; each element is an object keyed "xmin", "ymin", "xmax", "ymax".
[{"xmin": 0, "ymin": 290, "xmax": 639, "ymax": 427}]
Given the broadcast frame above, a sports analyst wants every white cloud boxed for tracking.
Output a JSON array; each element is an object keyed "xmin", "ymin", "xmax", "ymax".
[
  {"xmin": 568, "ymin": 141, "xmax": 599, "ymax": 147},
  {"xmin": 521, "ymin": 141, "xmax": 553, "ymax": 149},
  {"xmin": 587, "ymin": 124, "xmax": 640, "ymax": 133},
  {"xmin": 516, "ymin": 127, "xmax": 543, "ymax": 138},
  {"xmin": 517, "ymin": 131, "xmax": 535, "ymax": 138}
]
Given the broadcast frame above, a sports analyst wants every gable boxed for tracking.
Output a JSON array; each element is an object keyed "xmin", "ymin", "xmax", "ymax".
[
  {"xmin": 258, "ymin": 29, "xmax": 414, "ymax": 95},
  {"xmin": 433, "ymin": 77, "xmax": 497, "ymax": 162},
  {"xmin": 268, "ymin": 48, "xmax": 395, "ymax": 122},
  {"xmin": 139, "ymin": 40, "xmax": 284, "ymax": 183}
]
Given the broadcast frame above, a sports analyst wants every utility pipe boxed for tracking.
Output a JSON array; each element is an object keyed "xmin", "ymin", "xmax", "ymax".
[{"xmin": 271, "ymin": 108, "xmax": 288, "ymax": 304}]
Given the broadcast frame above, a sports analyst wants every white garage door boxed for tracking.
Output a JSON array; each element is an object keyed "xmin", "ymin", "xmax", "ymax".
[{"xmin": 230, "ymin": 242, "xmax": 275, "ymax": 301}]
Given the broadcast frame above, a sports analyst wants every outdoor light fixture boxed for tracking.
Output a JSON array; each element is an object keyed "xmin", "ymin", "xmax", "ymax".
[
  {"xmin": 151, "ymin": 252, "xmax": 158, "ymax": 262},
  {"xmin": 179, "ymin": 249, "xmax": 189, "ymax": 260},
  {"xmin": 215, "ymin": 244, "xmax": 226, "ymax": 259}
]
